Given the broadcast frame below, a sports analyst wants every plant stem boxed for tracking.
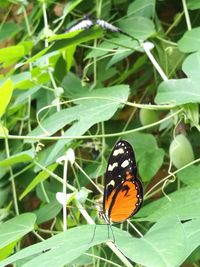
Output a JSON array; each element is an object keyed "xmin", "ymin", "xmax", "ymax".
[
  {"xmin": 1, "ymin": 108, "xmax": 182, "ymax": 141},
  {"xmin": 182, "ymin": 0, "xmax": 192, "ymax": 30},
  {"xmin": 63, "ymin": 155, "xmax": 68, "ymax": 231},
  {"xmin": 145, "ymin": 157, "xmax": 200, "ymax": 199},
  {"xmin": 4, "ymin": 138, "xmax": 19, "ymax": 215}
]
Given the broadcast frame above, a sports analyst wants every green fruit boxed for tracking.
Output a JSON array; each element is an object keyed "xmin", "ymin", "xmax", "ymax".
[
  {"xmin": 169, "ymin": 134, "xmax": 194, "ymax": 169},
  {"xmin": 139, "ymin": 109, "xmax": 159, "ymax": 126}
]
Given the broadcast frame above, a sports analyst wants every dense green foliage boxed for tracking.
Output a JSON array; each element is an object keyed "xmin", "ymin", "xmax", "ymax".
[{"xmin": 0, "ymin": 0, "xmax": 200, "ymax": 266}]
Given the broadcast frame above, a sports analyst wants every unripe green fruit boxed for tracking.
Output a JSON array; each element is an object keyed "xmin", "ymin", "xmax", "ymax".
[
  {"xmin": 169, "ymin": 134, "xmax": 194, "ymax": 169},
  {"xmin": 139, "ymin": 109, "xmax": 159, "ymax": 126}
]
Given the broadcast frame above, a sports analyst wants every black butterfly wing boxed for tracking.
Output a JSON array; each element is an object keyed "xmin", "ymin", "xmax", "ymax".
[{"xmin": 103, "ymin": 140, "xmax": 143, "ymax": 223}]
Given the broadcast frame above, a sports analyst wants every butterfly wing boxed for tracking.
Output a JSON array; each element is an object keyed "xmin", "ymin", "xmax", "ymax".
[
  {"xmin": 103, "ymin": 140, "xmax": 143, "ymax": 223},
  {"xmin": 66, "ymin": 18, "xmax": 94, "ymax": 33}
]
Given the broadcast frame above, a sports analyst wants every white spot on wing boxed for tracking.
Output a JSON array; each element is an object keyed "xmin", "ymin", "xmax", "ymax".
[
  {"xmin": 108, "ymin": 162, "xmax": 118, "ymax": 171},
  {"xmin": 67, "ymin": 19, "xmax": 94, "ymax": 33},
  {"xmin": 107, "ymin": 180, "xmax": 115, "ymax": 187},
  {"xmin": 113, "ymin": 148, "xmax": 124, "ymax": 156},
  {"xmin": 96, "ymin": 19, "xmax": 119, "ymax": 32},
  {"xmin": 121, "ymin": 160, "xmax": 129, "ymax": 168}
]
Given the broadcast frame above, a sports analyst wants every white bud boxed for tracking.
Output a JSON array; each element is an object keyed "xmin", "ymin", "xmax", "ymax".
[
  {"xmin": 142, "ymin": 41, "xmax": 154, "ymax": 50},
  {"xmin": 66, "ymin": 148, "xmax": 75, "ymax": 164},
  {"xmin": 56, "ymin": 192, "xmax": 76, "ymax": 205},
  {"xmin": 56, "ymin": 148, "xmax": 75, "ymax": 165}
]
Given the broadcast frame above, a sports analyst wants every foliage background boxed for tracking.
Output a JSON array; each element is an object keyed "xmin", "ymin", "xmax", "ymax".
[{"xmin": 0, "ymin": 0, "xmax": 200, "ymax": 266}]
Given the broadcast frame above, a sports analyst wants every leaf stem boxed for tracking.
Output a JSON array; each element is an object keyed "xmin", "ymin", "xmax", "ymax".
[
  {"xmin": 142, "ymin": 42, "xmax": 168, "ymax": 81},
  {"xmin": 63, "ymin": 155, "xmax": 68, "ymax": 231},
  {"xmin": 182, "ymin": 0, "xmax": 192, "ymax": 30},
  {"xmin": 4, "ymin": 137, "xmax": 19, "ymax": 215},
  {"xmin": 1, "ymin": 108, "xmax": 182, "ymax": 141},
  {"xmin": 145, "ymin": 157, "xmax": 200, "ymax": 199}
]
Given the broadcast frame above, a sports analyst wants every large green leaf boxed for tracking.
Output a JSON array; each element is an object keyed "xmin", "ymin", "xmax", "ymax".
[
  {"xmin": 155, "ymin": 79, "xmax": 200, "ymax": 104},
  {"xmin": 28, "ymin": 85, "xmax": 130, "ymax": 165},
  {"xmin": 1, "ymin": 217, "xmax": 199, "ymax": 267},
  {"xmin": 117, "ymin": 217, "xmax": 185, "ymax": 267},
  {"xmin": 178, "ymin": 27, "xmax": 200, "ymax": 53},
  {"xmin": 0, "ymin": 213, "xmax": 36, "ymax": 250},
  {"xmin": 138, "ymin": 149, "xmax": 165, "ymax": 182},
  {"xmin": 155, "ymin": 49, "xmax": 200, "ymax": 104},
  {"xmin": 177, "ymin": 165, "xmax": 200, "ymax": 186},
  {"xmin": 0, "ymin": 219, "xmax": 187, "ymax": 267},
  {"xmin": 139, "ymin": 186, "xmax": 200, "ymax": 221},
  {"xmin": 119, "ymin": 16, "xmax": 155, "ymax": 40},
  {"xmin": 0, "ymin": 225, "xmax": 109, "ymax": 267},
  {"xmin": 124, "ymin": 132, "xmax": 165, "ymax": 181}
]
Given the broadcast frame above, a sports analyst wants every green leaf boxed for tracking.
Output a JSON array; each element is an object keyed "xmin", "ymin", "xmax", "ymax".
[
  {"xmin": 177, "ymin": 165, "xmax": 200, "ymax": 186},
  {"xmin": 0, "ymin": 42, "xmax": 32, "ymax": 67},
  {"xmin": 155, "ymin": 79, "xmax": 200, "ymax": 104},
  {"xmin": 187, "ymin": 0, "xmax": 200, "ymax": 10},
  {"xmin": 178, "ymin": 27, "xmax": 200, "ymax": 53},
  {"xmin": 0, "ymin": 150, "xmax": 34, "ymax": 167},
  {"xmin": 0, "ymin": 45, "xmax": 24, "ymax": 65},
  {"xmin": 0, "ymin": 219, "xmax": 193, "ymax": 267},
  {"xmin": 85, "ymin": 41, "xmax": 118, "ymax": 59},
  {"xmin": 29, "ymin": 28, "xmax": 103, "ymax": 63},
  {"xmin": 117, "ymin": 217, "xmax": 185, "ymax": 267},
  {"xmin": 0, "ymin": 79, "xmax": 13, "ymax": 117},
  {"xmin": 106, "ymin": 50, "xmax": 133, "ymax": 69},
  {"xmin": 19, "ymin": 163, "xmax": 58, "ymax": 200},
  {"xmin": 138, "ymin": 186, "xmax": 200, "ymax": 221},
  {"xmin": 0, "ymin": 22, "xmax": 20, "ymax": 42},
  {"xmin": 127, "ymin": 0, "xmax": 155, "ymax": 18},
  {"xmin": 0, "ymin": 240, "xmax": 18, "ymax": 260},
  {"xmin": 0, "ymin": 124, "xmax": 8, "ymax": 136},
  {"xmin": 139, "ymin": 149, "xmax": 165, "ymax": 181},
  {"xmin": 119, "ymin": 16, "xmax": 155, "ymax": 40},
  {"xmin": 0, "ymin": 213, "xmax": 36, "ymax": 250},
  {"xmin": 34, "ymin": 198, "xmax": 62, "ymax": 225},
  {"xmin": 12, "ymin": 86, "xmax": 40, "ymax": 107},
  {"xmin": 182, "ymin": 219, "xmax": 200, "ymax": 262},
  {"xmin": 27, "ymin": 85, "xmax": 130, "ymax": 164},
  {"xmin": 61, "ymin": 72, "xmax": 89, "ymax": 98},
  {"xmin": 0, "ymin": 225, "xmax": 109, "ymax": 267},
  {"xmin": 0, "ymin": 72, "xmax": 32, "ymax": 90},
  {"xmin": 124, "ymin": 133, "xmax": 164, "ymax": 181},
  {"xmin": 65, "ymin": 45, "xmax": 76, "ymax": 71},
  {"xmin": 183, "ymin": 103, "xmax": 199, "ymax": 128},
  {"xmin": 182, "ymin": 51, "xmax": 200, "ymax": 82}
]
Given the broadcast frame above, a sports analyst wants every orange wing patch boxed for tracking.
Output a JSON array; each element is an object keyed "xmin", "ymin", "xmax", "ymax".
[{"xmin": 109, "ymin": 181, "xmax": 139, "ymax": 223}]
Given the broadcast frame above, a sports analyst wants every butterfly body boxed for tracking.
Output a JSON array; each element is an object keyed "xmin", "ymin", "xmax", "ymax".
[{"xmin": 103, "ymin": 140, "xmax": 143, "ymax": 223}]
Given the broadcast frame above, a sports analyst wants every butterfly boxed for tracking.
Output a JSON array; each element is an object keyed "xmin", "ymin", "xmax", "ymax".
[
  {"xmin": 102, "ymin": 140, "xmax": 143, "ymax": 223},
  {"xmin": 66, "ymin": 16, "xmax": 132, "ymax": 38}
]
